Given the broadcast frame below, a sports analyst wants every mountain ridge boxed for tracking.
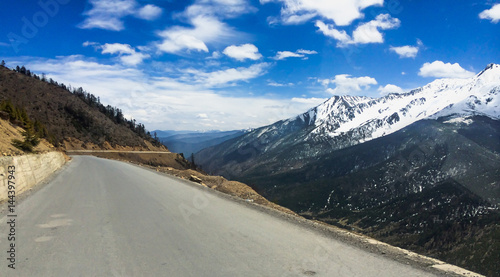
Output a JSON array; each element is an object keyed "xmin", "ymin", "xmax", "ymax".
[
  {"xmin": 195, "ymin": 64, "xmax": 500, "ymax": 276},
  {"xmin": 196, "ymin": 64, "xmax": 500, "ymax": 177}
]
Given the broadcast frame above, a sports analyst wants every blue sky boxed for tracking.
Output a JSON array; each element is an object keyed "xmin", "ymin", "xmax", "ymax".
[{"xmin": 1, "ymin": 0, "xmax": 499, "ymax": 131}]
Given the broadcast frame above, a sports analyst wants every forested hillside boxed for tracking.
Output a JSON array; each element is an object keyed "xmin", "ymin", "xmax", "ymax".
[{"xmin": 0, "ymin": 63, "xmax": 164, "ymax": 151}]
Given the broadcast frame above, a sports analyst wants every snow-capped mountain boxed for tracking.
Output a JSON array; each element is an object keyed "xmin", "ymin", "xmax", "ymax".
[
  {"xmin": 196, "ymin": 64, "xmax": 500, "ymax": 178},
  {"xmin": 291, "ymin": 63, "xmax": 500, "ymax": 144}
]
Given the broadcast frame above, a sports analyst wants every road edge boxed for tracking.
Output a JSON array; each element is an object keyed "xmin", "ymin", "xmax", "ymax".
[{"xmin": 113, "ymin": 156, "xmax": 484, "ymax": 277}]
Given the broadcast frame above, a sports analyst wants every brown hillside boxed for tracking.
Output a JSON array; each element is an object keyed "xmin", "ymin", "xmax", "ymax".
[
  {"xmin": 0, "ymin": 118, "xmax": 54, "ymax": 155},
  {"xmin": 0, "ymin": 66, "xmax": 165, "ymax": 151}
]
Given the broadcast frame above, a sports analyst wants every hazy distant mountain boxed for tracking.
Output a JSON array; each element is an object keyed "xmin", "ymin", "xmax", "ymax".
[
  {"xmin": 196, "ymin": 64, "xmax": 500, "ymax": 275},
  {"xmin": 156, "ymin": 130, "xmax": 246, "ymax": 158}
]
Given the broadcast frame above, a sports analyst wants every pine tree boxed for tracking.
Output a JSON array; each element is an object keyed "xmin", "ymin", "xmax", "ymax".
[
  {"xmin": 12, "ymin": 128, "xmax": 40, "ymax": 152},
  {"xmin": 0, "ymin": 99, "xmax": 17, "ymax": 121},
  {"xmin": 190, "ymin": 153, "xmax": 196, "ymax": 169}
]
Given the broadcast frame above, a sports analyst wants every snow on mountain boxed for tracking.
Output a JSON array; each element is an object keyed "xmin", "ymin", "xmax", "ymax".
[
  {"xmin": 290, "ymin": 63, "xmax": 500, "ymax": 144},
  {"xmin": 196, "ymin": 64, "xmax": 500, "ymax": 177}
]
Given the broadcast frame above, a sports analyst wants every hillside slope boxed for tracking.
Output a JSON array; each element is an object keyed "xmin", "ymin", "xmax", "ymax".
[
  {"xmin": 0, "ymin": 65, "xmax": 164, "ymax": 151},
  {"xmin": 0, "ymin": 117, "xmax": 54, "ymax": 156}
]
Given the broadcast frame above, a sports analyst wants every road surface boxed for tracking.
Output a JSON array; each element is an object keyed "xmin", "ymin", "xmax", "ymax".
[{"xmin": 0, "ymin": 156, "xmax": 442, "ymax": 276}]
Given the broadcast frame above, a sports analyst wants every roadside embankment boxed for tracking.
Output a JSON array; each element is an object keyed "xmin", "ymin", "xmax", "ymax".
[
  {"xmin": 0, "ymin": 151, "xmax": 66, "ymax": 202},
  {"xmin": 66, "ymin": 150, "xmax": 191, "ymax": 169}
]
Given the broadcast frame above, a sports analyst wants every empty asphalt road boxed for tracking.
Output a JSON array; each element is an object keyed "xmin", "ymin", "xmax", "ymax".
[{"xmin": 0, "ymin": 156, "xmax": 445, "ymax": 276}]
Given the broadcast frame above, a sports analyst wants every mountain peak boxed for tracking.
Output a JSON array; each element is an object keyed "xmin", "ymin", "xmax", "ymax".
[
  {"xmin": 476, "ymin": 63, "xmax": 500, "ymax": 79},
  {"xmin": 293, "ymin": 63, "xmax": 500, "ymax": 144}
]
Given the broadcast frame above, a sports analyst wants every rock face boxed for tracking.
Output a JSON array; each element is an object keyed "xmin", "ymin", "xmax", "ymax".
[{"xmin": 189, "ymin": 175, "xmax": 203, "ymax": 183}]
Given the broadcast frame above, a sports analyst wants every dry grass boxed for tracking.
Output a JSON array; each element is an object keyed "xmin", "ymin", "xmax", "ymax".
[
  {"xmin": 156, "ymin": 166, "xmax": 298, "ymax": 216},
  {"xmin": 0, "ymin": 118, "xmax": 55, "ymax": 156}
]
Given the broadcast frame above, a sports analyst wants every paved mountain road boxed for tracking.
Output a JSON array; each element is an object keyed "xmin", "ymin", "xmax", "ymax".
[{"xmin": 0, "ymin": 156, "xmax": 442, "ymax": 276}]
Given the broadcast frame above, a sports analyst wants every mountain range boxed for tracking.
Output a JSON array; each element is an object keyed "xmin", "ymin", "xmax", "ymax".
[
  {"xmin": 196, "ymin": 64, "xmax": 500, "ymax": 276},
  {"xmin": 155, "ymin": 130, "xmax": 246, "ymax": 159}
]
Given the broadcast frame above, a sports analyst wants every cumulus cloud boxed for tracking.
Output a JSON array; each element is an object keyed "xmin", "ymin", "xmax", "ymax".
[
  {"xmin": 316, "ymin": 14, "xmax": 400, "ymax": 47},
  {"xmin": 101, "ymin": 43, "xmax": 136, "ymax": 55},
  {"xmin": 136, "ymin": 4, "xmax": 162, "ymax": 20},
  {"xmin": 389, "ymin": 39, "xmax": 423, "ymax": 58},
  {"xmin": 418, "ymin": 61, "xmax": 475, "ymax": 79},
  {"xmin": 156, "ymin": 0, "xmax": 254, "ymax": 54},
  {"xmin": 84, "ymin": 42, "xmax": 149, "ymax": 66},
  {"xmin": 185, "ymin": 63, "xmax": 270, "ymax": 87},
  {"xmin": 79, "ymin": 0, "xmax": 162, "ymax": 31},
  {"xmin": 273, "ymin": 49, "xmax": 318, "ymax": 60},
  {"xmin": 479, "ymin": 4, "xmax": 500, "ymax": 23},
  {"xmin": 378, "ymin": 84, "xmax": 404, "ymax": 95},
  {"xmin": 389, "ymin": 45, "xmax": 418, "ymax": 58},
  {"xmin": 157, "ymin": 16, "xmax": 239, "ymax": 54},
  {"xmin": 223, "ymin": 44, "xmax": 262, "ymax": 61},
  {"xmin": 260, "ymin": 0, "xmax": 383, "ymax": 26},
  {"xmin": 322, "ymin": 74, "xmax": 377, "ymax": 95}
]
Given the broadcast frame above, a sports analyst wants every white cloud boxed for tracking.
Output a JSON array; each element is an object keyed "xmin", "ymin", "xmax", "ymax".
[
  {"xmin": 136, "ymin": 4, "xmax": 162, "ymax": 20},
  {"xmin": 418, "ymin": 61, "xmax": 475, "ymax": 79},
  {"xmin": 260, "ymin": 0, "xmax": 384, "ymax": 26},
  {"xmin": 101, "ymin": 43, "xmax": 136, "ymax": 55},
  {"xmin": 119, "ymin": 52, "xmax": 150, "ymax": 66},
  {"xmin": 273, "ymin": 49, "xmax": 318, "ymax": 60},
  {"xmin": 157, "ymin": 16, "xmax": 238, "ymax": 53},
  {"xmin": 291, "ymin": 97, "xmax": 326, "ymax": 104},
  {"xmin": 79, "ymin": 0, "xmax": 162, "ymax": 31},
  {"xmin": 378, "ymin": 84, "xmax": 404, "ymax": 95},
  {"xmin": 82, "ymin": 41, "xmax": 100, "ymax": 48},
  {"xmin": 85, "ymin": 42, "xmax": 149, "ymax": 66},
  {"xmin": 389, "ymin": 39, "xmax": 423, "ymax": 58},
  {"xmin": 223, "ymin": 44, "xmax": 262, "ymax": 61},
  {"xmin": 268, "ymin": 80, "xmax": 294, "ymax": 87},
  {"xmin": 479, "ymin": 4, "xmax": 500, "ymax": 23},
  {"xmin": 316, "ymin": 14, "xmax": 400, "ymax": 47},
  {"xmin": 184, "ymin": 0, "xmax": 257, "ymax": 19},
  {"xmin": 10, "ymin": 56, "xmax": 317, "ymax": 131},
  {"xmin": 297, "ymin": 49, "xmax": 318, "ymax": 55},
  {"xmin": 389, "ymin": 45, "xmax": 419, "ymax": 58},
  {"xmin": 274, "ymin": 51, "xmax": 303, "ymax": 60},
  {"xmin": 155, "ymin": 0, "xmax": 253, "ymax": 55},
  {"xmin": 186, "ymin": 63, "xmax": 270, "ymax": 87},
  {"xmin": 322, "ymin": 74, "xmax": 377, "ymax": 95},
  {"xmin": 207, "ymin": 51, "xmax": 223, "ymax": 59}
]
